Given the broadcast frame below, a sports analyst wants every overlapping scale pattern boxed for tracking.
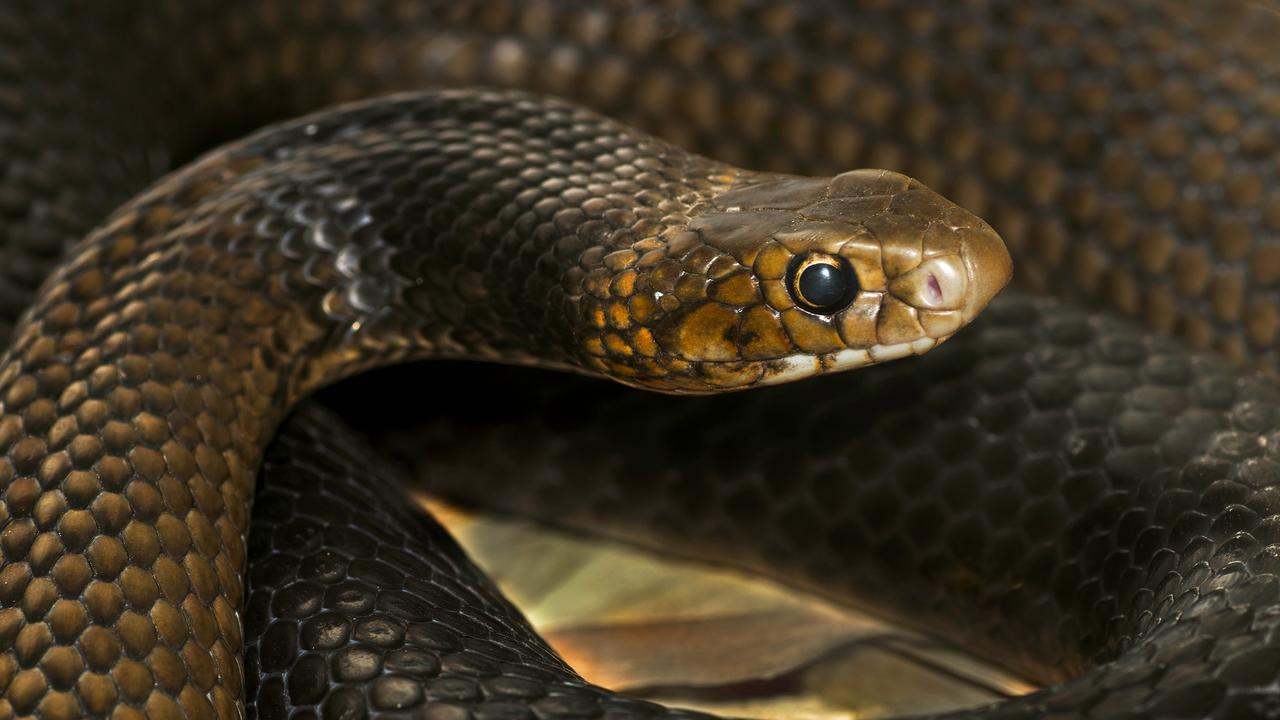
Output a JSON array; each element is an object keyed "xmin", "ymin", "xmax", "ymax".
[
  {"xmin": 0, "ymin": 84, "xmax": 991, "ymax": 716},
  {"xmin": 246, "ymin": 405, "xmax": 713, "ymax": 720},
  {"xmin": 3, "ymin": 1, "xmax": 1280, "ymax": 719},
  {"xmin": 338, "ymin": 292, "xmax": 1280, "ymax": 719}
]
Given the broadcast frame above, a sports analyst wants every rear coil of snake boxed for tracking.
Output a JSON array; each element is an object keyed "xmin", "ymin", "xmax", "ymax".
[{"xmin": 3, "ymin": 2, "xmax": 1280, "ymax": 720}]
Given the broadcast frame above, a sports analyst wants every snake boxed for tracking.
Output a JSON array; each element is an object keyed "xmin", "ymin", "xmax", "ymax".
[{"xmin": 3, "ymin": 1, "xmax": 1280, "ymax": 719}]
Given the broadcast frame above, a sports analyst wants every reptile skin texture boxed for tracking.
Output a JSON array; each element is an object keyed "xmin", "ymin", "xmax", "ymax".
[
  {"xmin": 3, "ymin": 1, "xmax": 1280, "ymax": 719},
  {"xmin": 329, "ymin": 295, "xmax": 1280, "ymax": 720},
  {"xmin": 246, "ymin": 403, "xmax": 718, "ymax": 720},
  {"xmin": 0, "ymin": 84, "xmax": 1007, "ymax": 720}
]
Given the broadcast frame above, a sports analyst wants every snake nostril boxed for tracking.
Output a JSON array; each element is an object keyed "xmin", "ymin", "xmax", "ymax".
[{"xmin": 927, "ymin": 274, "xmax": 943, "ymax": 305}]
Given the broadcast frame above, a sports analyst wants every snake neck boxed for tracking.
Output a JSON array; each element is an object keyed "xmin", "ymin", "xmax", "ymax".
[
  {"xmin": 0, "ymin": 90, "xmax": 732, "ymax": 713},
  {"xmin": 10, "ymin": 91, "xmax": 733, "ymax": 418},
  {"xmin": 0, "ymin": 87, "xmax": 1011, "ymax": 716}
]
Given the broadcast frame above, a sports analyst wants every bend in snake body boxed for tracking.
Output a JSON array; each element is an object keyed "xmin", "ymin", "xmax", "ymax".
[
  {"xmin": 5, "ymin": 1, "xmax": 1280, "ymax": 719},
  {"xmin": 0, "ymin": 88, "xmax": 1005, "ymax": 717}
]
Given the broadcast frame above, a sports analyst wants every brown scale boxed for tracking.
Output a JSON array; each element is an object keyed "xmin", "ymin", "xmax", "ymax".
[
  {"xmin": 2, "ymin": 1, "xmax": 1280, "ymax": 719},
  {"xmin": 1, "ymin": 0, "xmax": 1273, "ymax": 369},
  {"xmin": 362, "ymin": 285, "xmax": 1280, "ymax": 720},
  {"xmin": 0, "ymin": 86, "xmax": 1004, "ymax": 718}
]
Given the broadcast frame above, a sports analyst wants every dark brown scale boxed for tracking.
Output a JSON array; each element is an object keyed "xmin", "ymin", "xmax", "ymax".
[
  {"xmin": 327, "ymin": 294, "xmax": 1280, "ymax": 720},
  {"xmin": 245, "ymin": 404, "xmax": 707, "ymax": 720},
  {"xmin": 1, "ymin": 1, "xmax": 1280, "ymax": 720},
  {"xmin": 0, "ymin": 89, "xmax": 789, "ymax": 719},
  {"xmin": 0, "ymin": 0, "xmax": 1277, "ymax": 369},
  {"xmin": 0, "ymin": 82, "xmax": 1000, "ymax": 717}
]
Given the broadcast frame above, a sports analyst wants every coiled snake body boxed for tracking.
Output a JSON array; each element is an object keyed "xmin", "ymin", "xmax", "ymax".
[{"xmin": 2, "ymin": 2, "xmax": 1280, "ymax": 719}]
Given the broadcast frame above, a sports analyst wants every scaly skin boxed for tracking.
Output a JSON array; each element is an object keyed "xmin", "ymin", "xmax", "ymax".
[
  {"xmin": 0, "ymin": 88, "xmax": 1003, "ymax": 718},
  {"xmin": 1, "ymin": 1, "xmax": 1278, "ymax": 368},
  {"xmin": 246, "ymin": 403, "xmax": 714, "ymax": 720},
  {"xmin": 3, "ymin": 1, "xmax": 1280, "ymax": 719},
  {"xmin": 329, "ymin": 293, "xmax": 1280, "ymax": 719}
]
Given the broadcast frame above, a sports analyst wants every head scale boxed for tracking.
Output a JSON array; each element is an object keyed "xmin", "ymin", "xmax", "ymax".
[{"xmin": 574, "ymin": 169, "xmax": 1012, "ymax": 394}]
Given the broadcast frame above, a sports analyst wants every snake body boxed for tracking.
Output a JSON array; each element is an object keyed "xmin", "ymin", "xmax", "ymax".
[
  {"xmin": 2, "ymin": 1, "xmax": 1280, "ymax": 719},
  {"xmin": 314, "ymin": 295, "xmax": 1280, "ymax": 720},
  {"xmin": 0, "ymin": 84, "xmax": 1007, "ymax": 720}
]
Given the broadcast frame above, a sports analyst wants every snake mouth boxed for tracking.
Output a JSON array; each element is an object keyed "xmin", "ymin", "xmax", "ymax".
[
  {"xmin": 751, "ymin": 337, "xmax": 940, "ymax": 387},
  {"xmin": 654, "ymin": 335, "xmax": 943, "ymax": 393}
]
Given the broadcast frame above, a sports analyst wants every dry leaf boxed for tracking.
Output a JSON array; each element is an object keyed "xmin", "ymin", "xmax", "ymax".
[{"xmin": 418, "ymin": 495, "xmax": 1036, "ymax": 719}]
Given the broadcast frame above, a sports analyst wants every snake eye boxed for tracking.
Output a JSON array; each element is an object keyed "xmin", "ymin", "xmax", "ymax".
[{"xmin": 786, "ymin": 253, "xmax": 859, "ymax": 314}]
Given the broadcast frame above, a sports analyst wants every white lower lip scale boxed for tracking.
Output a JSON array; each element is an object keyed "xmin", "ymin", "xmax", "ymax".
[{"xmin": 760, "ymin": 337, "xmax": 938, "ymax": 386}]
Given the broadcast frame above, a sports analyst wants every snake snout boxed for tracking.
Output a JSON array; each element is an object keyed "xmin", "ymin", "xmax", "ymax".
[
  {"xmin": 878, "ymin": 182, "xmax": 1012, "ymax": 339},
  {"xmin": 887, "ymin": 218, "xmax": 1011, "ymax": 335},
  {"xmin": 957, "ymin": 220, "xmax": 1014, "ymax": 322}
]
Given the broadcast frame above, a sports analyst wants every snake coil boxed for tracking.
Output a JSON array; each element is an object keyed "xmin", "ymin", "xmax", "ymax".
[{"xmin": 3, "ymin": 2, "xmax": 1280, "ymax": 720}]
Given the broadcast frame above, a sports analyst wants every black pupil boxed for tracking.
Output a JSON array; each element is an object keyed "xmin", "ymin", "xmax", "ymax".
[{"xmin": 798, "ymin": 262, "xmax": 848, "ymax": 310}]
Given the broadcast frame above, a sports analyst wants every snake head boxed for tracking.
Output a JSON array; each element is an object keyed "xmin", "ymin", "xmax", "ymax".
[{"xmin": 576, "ymin": 169, "xmax": 1011, "ymax": 394}]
